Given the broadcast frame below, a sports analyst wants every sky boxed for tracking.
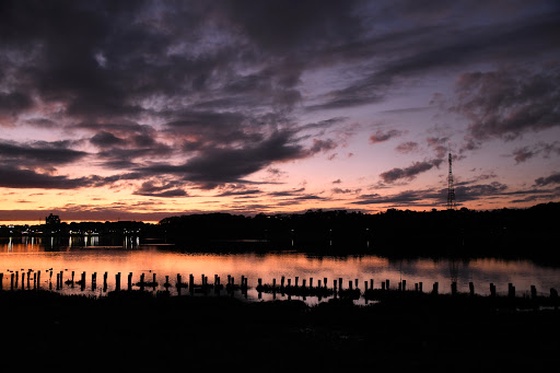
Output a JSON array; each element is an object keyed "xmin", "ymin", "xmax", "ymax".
[{"xmin": 1, "ymin": 0, "xmax": 559, "ymax": 224}]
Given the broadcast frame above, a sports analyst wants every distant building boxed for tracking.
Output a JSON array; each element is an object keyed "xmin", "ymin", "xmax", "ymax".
[{"xmin": 46, "ymin": 213, "xmax": 61, "ymax": 225}]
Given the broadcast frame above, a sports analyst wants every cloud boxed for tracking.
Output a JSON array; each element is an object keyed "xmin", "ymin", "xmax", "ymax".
[
  {"xmin": 511, "ymin": 142, "xmax": 560, "ymax": 164},
  {"xmin": 534, "ymin": 173, "xmax": 560, "ymax": 187},
  {"xmin": 0, "ymin": 140, "xmax": 88, "ymax": 169},
  {"xmin": 133, "ymin": 180, "xmax": 187, "ymax": 197},
  {"xmin": 0, "ymin": 166, "xmax": 89, "ymax": 189},
  {"xmin": 369, "ymin": 129, "xmax": 403, "ymax": 144},
  {"xmin": 452, "ymin": 66, "xmax": 560, "ymax": 141},
  {"xmin": 395, "ymin": 141, "xmax": 418, "ymax": 154},
  {"xmin": 379, "ymin": 159, "xmax": 443, "ymax": 183}
]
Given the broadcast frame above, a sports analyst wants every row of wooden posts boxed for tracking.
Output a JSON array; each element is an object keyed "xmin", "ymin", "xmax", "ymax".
[
  {"xmin": 0, "ymin": 270, "xmax": 248, "ymax": 296},
  {"xmin": 0, "ymin": 269, "xmax": 558, "ymax": 301}
]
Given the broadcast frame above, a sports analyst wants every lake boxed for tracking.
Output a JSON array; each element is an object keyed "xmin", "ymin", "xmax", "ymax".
[{"xmin": 1, "ymin": 235, "xmax": 559, "ymax": 305}]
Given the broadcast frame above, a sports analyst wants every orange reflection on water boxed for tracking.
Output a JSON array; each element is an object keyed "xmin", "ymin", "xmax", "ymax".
[{"xmin": 1, "ymin": 238, "xmax": 559, "ymax": 303}]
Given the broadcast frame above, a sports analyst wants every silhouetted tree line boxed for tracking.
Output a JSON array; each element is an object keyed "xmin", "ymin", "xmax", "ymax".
[
  {"xmin": 2, "ymin": 202, "xmax": 558, "ymax": 261},
  {"xmin": 158, "ymin": 202, "xmax": 560, "ymax": 262}
]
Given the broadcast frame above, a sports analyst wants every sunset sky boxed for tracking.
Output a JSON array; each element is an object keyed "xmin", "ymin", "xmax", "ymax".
[{"xmin": 1, "ymin": 0, "xmax": 559, "ymax": 224}]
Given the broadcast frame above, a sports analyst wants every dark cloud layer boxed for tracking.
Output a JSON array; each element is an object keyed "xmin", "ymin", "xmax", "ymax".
[{"xmin": 0, "ymin": 0, "xmax": 559, "ymax": 217}]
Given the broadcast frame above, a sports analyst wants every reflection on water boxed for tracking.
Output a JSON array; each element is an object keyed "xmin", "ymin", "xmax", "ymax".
[
  {"xmin": 2, "ymin": 234, "xmax": 141, "ymax": 252},
  {"xmin": 1, "ymin": 236, "xmax": 559, "ymax": 305}
]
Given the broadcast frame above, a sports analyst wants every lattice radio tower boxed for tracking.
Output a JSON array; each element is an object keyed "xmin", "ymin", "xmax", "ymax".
[{"xmin": 447, "ymin": 152, "xmax": 456, "ymax": 210}]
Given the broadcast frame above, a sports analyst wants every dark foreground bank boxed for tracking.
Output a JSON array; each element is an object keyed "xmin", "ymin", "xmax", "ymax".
[{"xmin": 0, "ymin": 290, "xmax": 558, "ymax": 372}]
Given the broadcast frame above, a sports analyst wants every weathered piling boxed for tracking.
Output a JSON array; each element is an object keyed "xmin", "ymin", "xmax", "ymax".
[
  {"xmin": 127, "ymin": 272, "xmax": 132, "ymax": 290},
  {"xmin": 92, "ymin": 272, "xmax": 97, "ymax": 291},
  {"xmin": 79, "ymin": 271, "xmax": 86, "ymax": 291},
  {"xmin": 189, "ymin": 274, "xmax": 194, "ymax": 295},
  {"xmin": 490, "ymin": 282, "xmax": 496, "ymax": 297},
  {"xmin": 469, "ymin": 281, "xmax": 475, "ymax": 296},
  {"xmin": 508, "ymin": 283, "xmax": 515, "ymax": 298},
  {"xmin": 164, "ymin": 275, "xmax": 171, "ymax": 292},
  {"xmin": 115, "ymin": 272, "xmax": 121, "ymax": 291},
  {"xmin": 432, "ymin": 282, "xmax": 439, "ymax": 295}
]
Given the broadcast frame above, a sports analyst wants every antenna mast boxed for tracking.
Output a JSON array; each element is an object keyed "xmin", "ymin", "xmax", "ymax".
[{"xmin": 447, "ymin": 153, "xmax": 456, "ymax": 210}]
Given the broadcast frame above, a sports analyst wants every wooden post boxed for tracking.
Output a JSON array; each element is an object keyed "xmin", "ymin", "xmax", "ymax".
[
  {"xmin": 189, "ymin": 274, "xmax": 194, "ymax": 295},
  {"xmin": 128, "ymin": 272, "xmax": 133, "ymax": 290},
  {"xmin": 432, "ymin": 282, "xmax": 439, "ymax": 295},
  {"xmin": 176, "ymin": 274, "xmax": 182, "ymax": 295},
  {"xmin": 164, "ymin": 275, "xmax": 170, "ymax": 292},
  {"xmin": 419, "ymin": 281, "xmax": 423, "ymax": 293},
  {"xmin": 103, "ymin": 272, "xmax": 108, "ymax": 292},
  {"xmin": 295, "ymin": 276, "xmax": 299, "ymax": 287},
  {"xmin": 469, "ymin": 281, "xmax": 475, "ymax": 296},
  {"xmin": 80, "ymin": 271, "xmax": 86, "ymax": 291},
  {"xmin": 402, "ymin": 279, "xmax": 406, "ymax": 291},
  {"xmin": 451, "ymin": 281, "xmax": 457, "ymax": 295},
  {"xmin": 139, "ymin": 273, "xmax": 145, "ymax": 291},
  {"xmin": 37, "ymin": 270, "xmax": 41, "ymax": 289},
  {"xmin": 115, "ymin": 272, "xmax": 121, "ymax": 291},
  {"xmin": 531, "ymin": 285, "xmax": 537, "ymax": 299},
  {"xmin": 508, "ymin": 283, "xmax": 515, "ymax": 298},
  {"xmin": 385, "ymin": 279, "xmax": 390, "ymax": 290},
  {"xmin": 92, "ymin": 272, "xmax": 97, "ymax": 291},
  {"xmin": 489, "ymin": 282, "xmax": 496, "ymax": 297}
]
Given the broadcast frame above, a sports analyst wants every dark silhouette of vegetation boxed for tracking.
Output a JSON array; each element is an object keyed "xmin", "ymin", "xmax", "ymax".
[
  {"xmin": 2, "ymin": 202, "xmax": 559, "ymax": 262},
  {"xmin": 158, "ymin": 202, "xmax": 560, "ymax": 262}
]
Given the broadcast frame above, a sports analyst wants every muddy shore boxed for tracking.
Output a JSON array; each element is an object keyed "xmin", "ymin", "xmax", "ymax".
[{"xmin": 0, "ymin": 290, "xmax": 558, "ymax": 372}]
